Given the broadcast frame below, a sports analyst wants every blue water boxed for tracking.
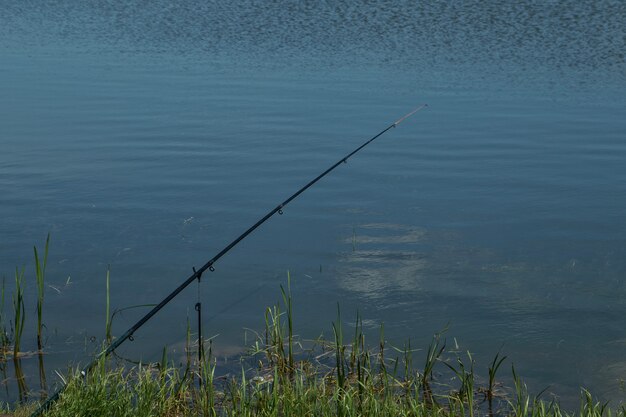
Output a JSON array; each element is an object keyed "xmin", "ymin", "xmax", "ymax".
[{"xmin": 1, "ymin": 0, "xmax": 625, "ymax": 407}]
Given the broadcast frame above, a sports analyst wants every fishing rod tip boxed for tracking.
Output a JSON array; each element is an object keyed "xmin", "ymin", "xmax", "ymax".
[{"xmin": 393, "ymin": 104, "xmax": 428, "ymax": 126}]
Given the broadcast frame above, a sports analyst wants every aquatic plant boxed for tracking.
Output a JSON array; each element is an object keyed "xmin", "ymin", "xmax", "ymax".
[
  {"xmin": 12, "ymin": 267, "xmax": 25, "ymax": 360},
  {"xmin": 444, "ymin": 351, "xmax": 476, "ymax": 417},
  {"xmin": 486, "ymin": 349, "xmax": 507, "ymax": 415},
  {"xmin": 34, "ymin": 235, "xmax": 51, "ymax": 395},
  {"xmin": 279, "ymin": 271, "xmax": 294, "ymax": 375},
  {"xmin": 104, "ymin": 267, "xmax": 111, "ymax": 346},
  {"xmin": 33, "ymin": 234, "xmax": 50, "ymax": 352},
  {"xmin": 421, "ymin": 329, "xmax": 446, "ymax": 406},
  {"xmin": 0, "ymin": 277, "xmax": 10, "ymax": 356}
]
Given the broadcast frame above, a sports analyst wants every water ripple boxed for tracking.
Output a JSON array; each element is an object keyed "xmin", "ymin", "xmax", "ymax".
[{"xmin": 2, "ymin": 0, "xmax": 624, "ymax": 85}]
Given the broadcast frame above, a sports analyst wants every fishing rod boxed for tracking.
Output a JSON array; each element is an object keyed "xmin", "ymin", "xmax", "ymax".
[{"xmin": 31, "ymin": 104, "xmax": 427, "ymax": 416}]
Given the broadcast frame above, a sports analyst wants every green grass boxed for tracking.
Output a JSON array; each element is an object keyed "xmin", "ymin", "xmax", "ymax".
[
  {"xmin": 33, "ymin": 234, "xmax": 51, "ymax": 395},
  {"xmin": 105, "ymin": 266, "xmax": 111, "ymax": 346},
  {"xmin": 22, "ymin": 275, "xmax": 623, "ymax": 417},
  {"xmin": 12, "ymin": 266, "xmax": 28, "ymax": 403},
  {"xmin": 12, "ymin": 267, "xmax": 25, "ymax": 361},
  {"xmin": 17, "ymin": 314, "xmax": 624, "ymax": 417},
  {"xmin": 33, "ymin": 234, "xmax": 50, "ymax": 352},
  {"xmin": 2, "ymin": 240, "xmax": 625, "ymax": 417},
  {"xmin": 1, "ymin": 277, "xmax": 10, "ymax": 355}
]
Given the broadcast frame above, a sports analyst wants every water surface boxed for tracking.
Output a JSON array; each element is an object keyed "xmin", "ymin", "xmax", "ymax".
[{"xmin": 1, "ymin": 0, "xmax": 625, "ymax": 406}]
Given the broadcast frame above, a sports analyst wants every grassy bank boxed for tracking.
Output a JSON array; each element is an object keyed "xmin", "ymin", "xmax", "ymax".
[
  {"xmin": 7, "ymin": 284, "xmax": 625, "ymax": 417},
  {"xmin": 8, "ymin": 309, "xmax": 625, "ymax": 417},
  {"xmin": 2, "ymin": 239, "xmax": 624, "ymax": 416},
  {"xmin": 12, "ymin": 355, "xmax": 622, "ymax": 417}
]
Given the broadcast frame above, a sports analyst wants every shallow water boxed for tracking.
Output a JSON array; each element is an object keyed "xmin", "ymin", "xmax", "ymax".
[{"xmin": 1, "ymin": 0, "xmax": 625, "ymax": 407}]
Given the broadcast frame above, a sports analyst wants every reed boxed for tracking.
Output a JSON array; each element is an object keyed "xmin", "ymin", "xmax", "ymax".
[
  {"xmin": 279, "ymin": 271, "xmax": 294, "ymax": 375},
  {"xmin": 194, "ymin": 350, "xmax": 217, "ymax": 417},
  {"xmin": 263, "ymin": 303, "xmax": 284, "ymax": 371},
  {"xmin": 444, "ymin": 351, "xmax": 476, "ymax": 417},
  {"xmin": 0, "ymin": 277, "xmax": 10, "ymax": 355},
  {"xmin": 12, "ymin": 267, "xmax": 25, "ymax": 360},
  {"xmin": 104, "ymin": 267, "xmax": 111, "ymax": 346},
  {"xmin": 421, "ymin": 329, "xmax": 445, "ymax": 406},
  {"xmin": 33, "ymin": 234, "xmax": 51, "ymax": 396},
  {"xmin": 331, "ymin": 305, "xmax": 346, "ymax": 391},
  {"xmin": 182, "ymin": 318, "xmax": 191, "ymax": 384},
  {"xmin": 10, "ymin": 267, "xmax": 28, "ymax": 404},
  {"xmin": 486, "ymin": 349, "xmax": 507, "ymax": 416},
  {"xmin": 33, "ymin": 234, "xmax": 50, "ymax": 351},
  {"xmin": 256, "ymin": 274, "xmax": 298, "ymax": 384},
  {"xmin": 511, "ymin": 365, "xmax": 530, "ymax": 417},
  {"xmin": 350, "ymin": 311, "xmax": 371, "ymax": 411}
]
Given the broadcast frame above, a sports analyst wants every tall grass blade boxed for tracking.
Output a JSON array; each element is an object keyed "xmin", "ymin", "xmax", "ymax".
[
  {"xmin": 280, "ymin": 270, "xmax": 294, "ymax": 376},
  {"xmin": 332, "ymin": 304, "xmax": 346, "ymax": 390},
  {"xmin": 13, "ymin": 267, "xmax": 25, "ymax": 360},
  {"xmin": 487, "ymin": 349, "xmax": 507, "ymax": 416},
  {"xmin": 33, "ymin": 235, "xmax": 51, "ymax": 396},
  {"xmin": 34, "ymin": 233, "xmax": 50, "ymax": 351},
  {"xmin": 105, "ymin": 266, "xmax": 112, "ymax": 345},
  {"xmin": 422, "ymin": 329, "xmax": 446, "ymax": 406},
  {"xmin": 0, "ymin": 277, "xmax": 9, "ymax": 356},
  {"xmin": 11, "ymin": 266, "xmax": 29, "ymax": 402}
]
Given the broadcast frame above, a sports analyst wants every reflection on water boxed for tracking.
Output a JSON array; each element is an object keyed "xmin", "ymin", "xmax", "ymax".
[
  {"xmin": 347, "ymin": 223, "xmax": 427, "ymax": 245},
  {"xmin": 14, "ymin": 358, "xmax": 28, "ymax": 403},
  {"xmin": 336, "ymin": 218, "xmax": 626, "ymax": 404},
  {"xmin": 339, "ymin": 223, "xmax": 428, "ymax": 299}
]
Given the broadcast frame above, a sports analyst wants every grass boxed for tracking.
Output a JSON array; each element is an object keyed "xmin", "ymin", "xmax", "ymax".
[
  {"xmin": 486, "ymin": 350, "xmax": 507, "ymax": 415},
  {"xmin": 33, "ymin": 234, "xmax": 50, "ymax": 352},
  {"xmin": 33, "ymin": 234, "xmax": 50, "ymax": 396},
  {"xmin": 1, "ymin": 277, "xmax": 10, "ymax": 355},
  {"xmin": 12, "ymin": 267, "xmax": 25, "ymax": 361},
  {"xmin": 1, "ymin": 241, "xmax": 625, "ymax": 417},
  {"xmin": 12, "ymin": 267, "xmax": 28, "ymax": 403},
  {"xmin": 105, "ymin": 266, "xmax": 111, "ymax": 346},
  {"xmin": 0, "ymin": 234, "xmax": 50, "ymax": 359},
  {"xmin": 15, "ymin": 302, "xmax": 624, "ymax": 417}
]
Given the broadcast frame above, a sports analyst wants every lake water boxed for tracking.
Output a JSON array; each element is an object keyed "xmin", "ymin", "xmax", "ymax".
[{"xmin": 1, "ymin": 0, "xmax": 625, "ymax": 407}]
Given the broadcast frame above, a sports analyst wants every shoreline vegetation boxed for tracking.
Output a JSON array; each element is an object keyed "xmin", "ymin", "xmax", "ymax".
[{"xmin": 1, "ymin": 239, "xmax": 624, "ymax": 416}]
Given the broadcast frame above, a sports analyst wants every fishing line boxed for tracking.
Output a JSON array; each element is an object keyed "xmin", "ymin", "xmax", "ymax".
[
  {"xmin": 31, "ymin": 104, "xmax": 428, "ymax": 416},
  {"xmin": 203, "ymin": 281, "xmax": 267, "ymax": 325}
]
